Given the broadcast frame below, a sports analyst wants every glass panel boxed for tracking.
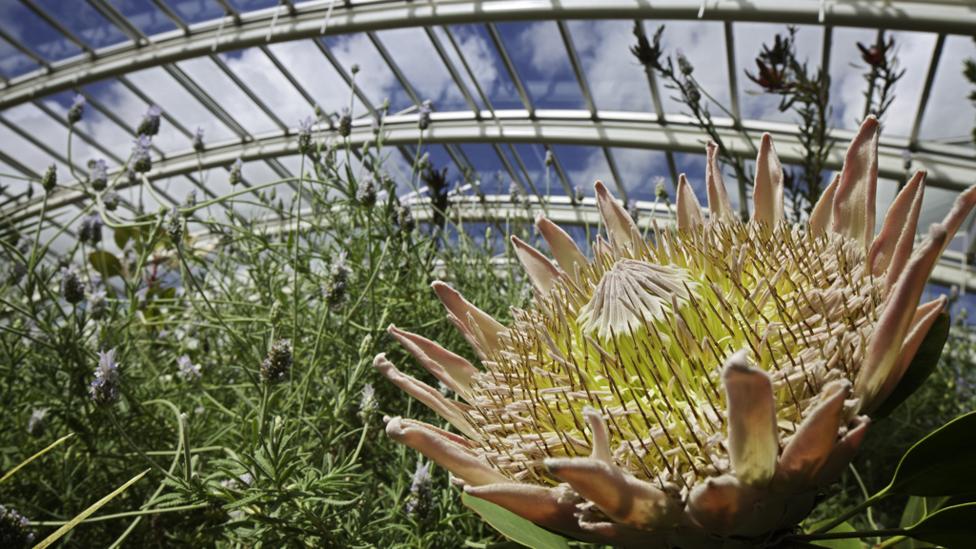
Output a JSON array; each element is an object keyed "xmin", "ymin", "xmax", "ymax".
[
  {"xmin": 375, "ymin": 28, "xmax": 472, "ymax": 112},
  {"xmin": 447, "ymin": 24, "xmax": 523, "ymax": 110},
  {"xmin": 567, "ymin": 20, "xmax": 652, "ymax": 113},
  {"xmin": 323, "ymin": 33, "xmax": 414, "ymax": 113},
  {"xmin": 429, "ymin": 26, "xmax": 487, "ymax": 111},
  {"xmin": 0, "ymin": 37, "xmax": 41, "ymax": 79},
  {"xmin": 227, "ymin": 0, "xmax": 278, "ymax": 11},
  {"xmin": 1, "ymin": 102, "xmax": 80, "ymax": 175},
  {"xmin": 0, "ymin": 2, "xmax": 83, "ymax": 62},
  {"xmin": 735, "ymin": 22, "xmax": 823, "ymax": 123},
  {"xmin": 218, "ymin": 48, "xmax": 316, "ymax": 128},
  {"xmin": 456, "ymin": 143, "xmax": 511, "ymax": 195},
  {"xmin": 495, "ymin": 22, "xmax": 585, "ymax": 110},
  {"xmin": 109, "ymin": 0, "xmax": 180, "ymax": 36},
  {"xmin": 828, "ymin": 27, "xmax": 877, "ymax": 130},
  {"xmin": 177, "ymin": 56, "xmax": 280, "ymax": 135},
  {"xmin": 36, "ymin": 0, "xmax": 129, "ymax": 49},
  {"xmin": 919, "ymin": 35, "xmax": 976, "ymax": 144},
  {"xmin": 124, "ymin": 67, "xmax": 240, "ymax": 145},
  {"xmin": 81, "ymin": 79, "xmax": 195, "ymax": 155},
  {"xmin": 168, "ymin": 0, "xmax": 224, "ymax": 25},
  {"xmin": 0, "ymin": 160, "xmax": 41, "ymax": 199},
  {"xmin": 267, "ymin": 40, "xmax": 367, "ymax": 117},
  {"xmin": 658, "ymin": 20, "xmax": 735, "ymax": 116},
  {"xmin": 550, "ymin": 144, "xmax": 612, "ymax": 198},
  {"xmin": 872, "ymin": 31, "xmax": 935, "ymax": 137},
  {"xmin": 505, "ymin": 143, "xmax": 557, "ymax": 198},
  {"xmin": 606, "ymin": 148, "xmax": 669, "ymax": 202}
]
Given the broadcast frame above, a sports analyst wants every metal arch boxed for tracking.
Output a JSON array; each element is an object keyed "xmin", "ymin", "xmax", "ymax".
[
  {"xmin": 3, "ymin": 0, "xmax": 975, "ymax": 112},
  {"xmin": 187, "ymin": 192, "xmax": 975, "ymax": 289},
  {"xmin": 8, "ymin": 109, "xmax": 975, "ymax": 227}
]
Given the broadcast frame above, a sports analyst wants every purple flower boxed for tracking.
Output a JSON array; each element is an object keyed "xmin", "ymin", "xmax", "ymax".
[
  {"xmin": 89, "ymin": 159, "xmax": 108, "ymax": 190},
  {"xmin": 260, "ymin": 339, "xmax": 292, "ymax": 384},
  {"xmin": 192, "ymin": 127, "xmax": 205, "ymax": 153},
  {"xmin": 27, "ymin": 408, "xmax": 48, "ymax": 437},
  {"xmin": 103, "ymin": 191, "xmax": 121, "ymax": 211},
  {"xmin": 61, "ymin": 267, "xmax": 85, "ymax": 304},
  {"xmin": 297, "ymin": 116, "xmax": 314, "ymax": 154},
  {"xmin": 79, "ymin": 214, "xmax": 103, "ymax": 245},
  {"xmin": 137, "ymin": 105, "xmax": 162, "ymax": 136},
  {"xmin": 89, "ymin": 349, "xmax": 120, "ymax": 405},
  {"xmin": 338, "ymin": 108, "xmax": 352, "ymax": 137},
  {"xmin": 177, "ymin": 355, "xmax": 202, "ymax": 381},
  {"xmin": 405, "ymin": 460, "xmax": 432, "ymax": 516},
  {"xmin": 418, "ymin": 99, "xmax": 432, "ymax": 130},
  {"xmin": 67, "ymin": 94, "xmax": 85, "ymax": 124},
  {"xmin": 229, "ymin": 158, "xmax": 243, "ymax": 186},
  {"xmin": 42, "ymin": 164, "xmax": 57, "ymax": 192},
  {"xmin": 358, "ymin": 382, "xmax": 376, "ymax": 417},
  {"xmin": 132, "ymin": 135, "xmax": 152, "ymax": 173},
  {"xmin": 0, "ymin": 504, "xmax": 34, "ymax": 547}
]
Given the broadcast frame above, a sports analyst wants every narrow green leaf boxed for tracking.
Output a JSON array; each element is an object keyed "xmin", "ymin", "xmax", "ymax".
[
  {"xmin": 462, "ymin": 492, "xmax": 569, "ymax": 549},
  {"xmin": 34, "ymin": 468, "xmax": 150, "ymax": 548},
  {"xmin": 0, "ymin": 433, "xmax": 74, "ymax": 485},
  {"xmin": 905, "ymin": 502, "xmax": 976, "ymax": 547},
  {"xmin": 885, "ymin": 410, "xmax": 976, "ymax": 497},
  {"xmin": 89, "ymin": 250, "xmax": 123, "ymax": 279},
  {"xmin": 873, "ymin": 313, "xmax": 949, "ymax": 418}
]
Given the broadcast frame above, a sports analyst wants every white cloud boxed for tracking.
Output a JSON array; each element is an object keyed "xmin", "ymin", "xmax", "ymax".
[{"xmin": 567, "ymin": 20, "xmax": 652, "ymax": 112}]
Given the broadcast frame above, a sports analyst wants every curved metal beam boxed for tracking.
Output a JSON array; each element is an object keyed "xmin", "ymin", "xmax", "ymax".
[
  {"xmin": 5, "ymin": 109, "xmax": 974, "ymax": 228},
  {"xmin": 191, "ymin": 192, "xmax": 974, "ymax": 289},
  {"xmin": 2, "ymin": 0, "xmax": 975, "ymax": 111}
]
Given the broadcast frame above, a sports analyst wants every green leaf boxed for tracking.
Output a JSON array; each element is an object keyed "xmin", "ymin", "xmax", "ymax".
[
  {"xmin": 808, "ymin": 520, "xmax": 865, "ymax": 548},
  {"xmin": 113, "ymin": 226, "xmax": 135, "ymax": 250},
  {"xmin": 885, "ymin": 410, "xmax": 976, "ymax": 497},
  {"xmin": 89, "ymin": 250, "xmax": 123, "ymax": 279},
  {"xmin": 34, "ymin": 468, "xmax": 149, "ymax": 548},
  {"xmin": 899, "ymin": 496, "xmax": 949, "ymax": 548},
  {"xmin": 872, "ymin": 312, "xmax": 949, "ymax": 418},
  {"xmin": 462, "ymin": 492, "xmax": 570, "ymax": 549},
  {"xmin": 905, "ymin": 502, "xmax": 976, "ymax": 547},
  {"xmin": 0, "ymin": 433, "xmax": 74, "ymax": 485}
]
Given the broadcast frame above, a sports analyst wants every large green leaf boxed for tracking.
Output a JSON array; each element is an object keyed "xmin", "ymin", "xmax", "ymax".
[
  {"xmin": 89, "ymin": 250, "xmax": 123, "ymax": 279},
  {"xmin": 462, "ymin": 492, "xmax": 570, "ymax": 549},
  {"xmin": 898, "ymin": 496, "xmax": 950, "ymax": 548},
  {"xmin": 809, "ymin": 521, "xmax": 865, "ymax": 549},
  {"xmin": 873, "ymin": 313, "xmax": 949, "ymax": 418},
  {"xmin": 885, "ymin": 410, "xmax": 976, "ymax": 497},
  {"xmin": 113, "ymin": 225, "xmax": 136, "ymax": 250},
  {"xmin": 904, "ymin": 502, "xmax": 976, "ymax": 547}
]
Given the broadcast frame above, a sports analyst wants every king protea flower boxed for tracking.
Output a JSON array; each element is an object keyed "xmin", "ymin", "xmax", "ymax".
[{"xmin": 375, "ymin": 117, "xmax": 976, "ymax": 547}]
